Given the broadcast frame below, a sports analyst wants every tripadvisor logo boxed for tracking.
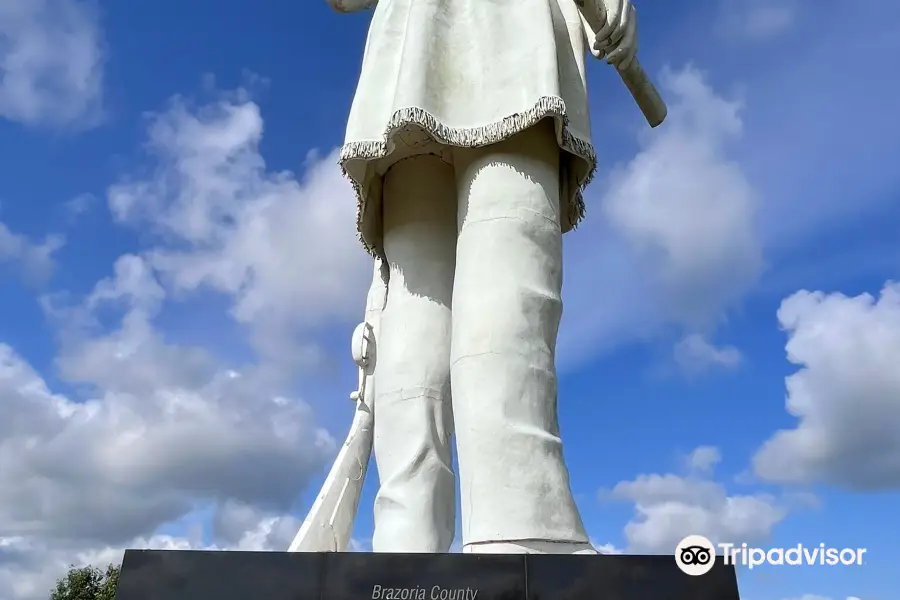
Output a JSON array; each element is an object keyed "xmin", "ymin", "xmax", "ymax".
[{"xmin": 674, "ymin": 535, "xmax": 868, "ymax": 575}]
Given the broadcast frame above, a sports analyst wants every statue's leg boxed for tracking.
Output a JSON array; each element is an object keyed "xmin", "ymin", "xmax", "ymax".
[
  {"xmin": 372, "ymin": 154, "xmax": 457, "ymax": 552},
  {"xmin": 450, "ymin": 120, "xmax": 594, "ymax": 554}
]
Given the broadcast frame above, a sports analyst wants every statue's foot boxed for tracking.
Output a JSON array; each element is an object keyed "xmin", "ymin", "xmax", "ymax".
[{"xmin": 462, "ymin": 540, "xmax": 599, "ymax": 554}]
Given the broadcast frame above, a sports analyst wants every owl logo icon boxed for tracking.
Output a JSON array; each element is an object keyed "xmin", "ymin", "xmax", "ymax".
[{"xmin": 675, "ymin": 535, "xmax": 716, "ymax": 576}]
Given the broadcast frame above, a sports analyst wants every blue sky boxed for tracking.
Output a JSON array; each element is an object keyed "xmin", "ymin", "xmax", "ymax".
[{"xmin": 0, "ymin": 0, "xmax": 898, "ymax": 599}]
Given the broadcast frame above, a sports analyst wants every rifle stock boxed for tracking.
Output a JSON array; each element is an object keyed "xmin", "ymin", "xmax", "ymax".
[{"xmin": 289, "ymin": 260, "xmax": 387, "ymax": 552}]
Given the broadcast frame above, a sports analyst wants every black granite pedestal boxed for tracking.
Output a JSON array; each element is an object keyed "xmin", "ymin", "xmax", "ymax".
[{"xmin": 114, "ymin": 550, "xmax": 740, "ymax": 600}]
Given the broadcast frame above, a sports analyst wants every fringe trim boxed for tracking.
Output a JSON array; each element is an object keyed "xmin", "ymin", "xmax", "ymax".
[{"xmin": 340, "ymin": 96, "xmax": 596, "ymax": 256}]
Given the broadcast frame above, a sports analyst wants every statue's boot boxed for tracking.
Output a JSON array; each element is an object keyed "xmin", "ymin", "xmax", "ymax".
[
  {"xmin": 371, "ymin": 155, "xmax": 458, "ymax": 552},
  {"xmin": 450, "ymin": 121, "xmax": 591, "ymax": 550}
]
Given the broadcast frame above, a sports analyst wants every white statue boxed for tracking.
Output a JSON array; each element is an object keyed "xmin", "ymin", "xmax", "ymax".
[{"xmin": 291, "ymin": 0, "xmax": 665, "ymax": 555}]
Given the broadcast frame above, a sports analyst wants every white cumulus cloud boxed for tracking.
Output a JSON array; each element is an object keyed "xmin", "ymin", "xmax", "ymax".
[
  {"xmin": 0, "ymin": 219, "xmax": 63, "ymax": 284},
  {"xmin": 601, "ymin": 66, "xmax": 762, "ymax": 328},
  {"xmin": 0, "ymin": 254, "xmax": 336, "ymax": 599},
  {"xmin": 674, "ymin": 334, "xmax": 742, "ymax": 374},
  {"xmin": 559, "ymin": 65, "xmax": 762, "ymax": 365},
  {"xmin": 754, "ymin": 282, "xmax": 900, "ymax": 489},
  {"xmin": 606, "ymin": 447, "xmax": 787, "ymax": 553},
  {"xmin": 107, "ymin": 86, "xmax": 370, "ymax": 366},
  {"xmin": 717, "ymin": 0, "xmax": 799, "ymax": 41},
  {"xmin": 0, "ymin": 82, "xmax": 381, "ymax": 599},
  {"xmin": 0, "ymin": 0, "xmax": 105, "ymax": 127},
  {"xmin": 0, "ymin": 513, "xmax": 300, "ymax": 600}
]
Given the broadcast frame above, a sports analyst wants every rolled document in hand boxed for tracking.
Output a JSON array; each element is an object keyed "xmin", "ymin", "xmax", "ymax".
[{"xmin": 575, "ymin": 0, "xmax": 667, "ymax": 127}]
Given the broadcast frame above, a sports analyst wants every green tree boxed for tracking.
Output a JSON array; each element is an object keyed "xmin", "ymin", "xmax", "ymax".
[{"xmin": 49, "ymin": 564, "xmax": 119, "ymax": 600}]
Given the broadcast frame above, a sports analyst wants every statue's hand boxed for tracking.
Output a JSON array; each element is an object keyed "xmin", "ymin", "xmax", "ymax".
[
  {"xmin": 327, "ymin": 0, "xmax": 377, "ymax": 13},
  {"xmin": 590, "ymin": 0, "xmax": 638, "ymax": 71}
]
